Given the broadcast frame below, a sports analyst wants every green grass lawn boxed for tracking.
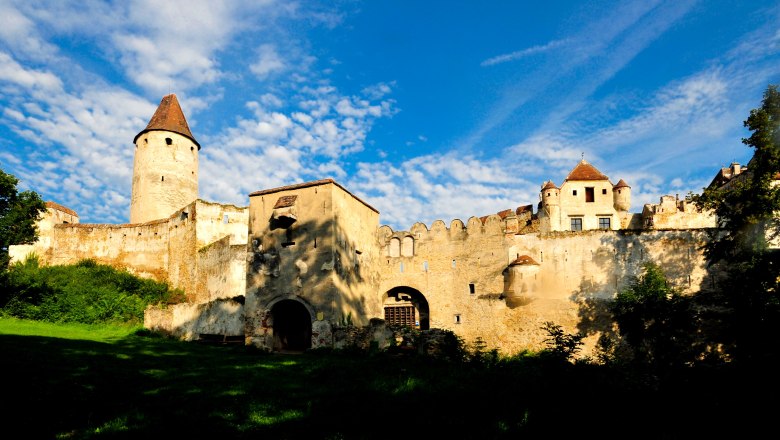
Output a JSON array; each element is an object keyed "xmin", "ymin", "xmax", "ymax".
[{"xmin": 0, "ymin": 318, "xmax": 773, "ymax": 439}]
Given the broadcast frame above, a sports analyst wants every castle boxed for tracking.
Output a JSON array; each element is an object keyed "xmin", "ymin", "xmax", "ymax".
[{"xmin": 10, "ymin": 94, "xmax": 730, "ymax": 355}]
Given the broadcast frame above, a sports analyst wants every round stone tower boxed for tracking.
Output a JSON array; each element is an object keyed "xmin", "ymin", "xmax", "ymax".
[
  {"xmin": 612, "ymin": 179, "xmax": 631, "ymax": 212},
  {"xmin": 130, "ymin": 94, "xmax": 200, "ymax": 224}
]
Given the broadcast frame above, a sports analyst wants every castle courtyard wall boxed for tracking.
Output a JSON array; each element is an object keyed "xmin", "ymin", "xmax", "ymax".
[
  {"xmin": 48, "ymin": 220, "xmax": 172, "ymax": 281},
  {"xmin": 378, "ymin": 217, "xmax": 716, "ymax": 355}
]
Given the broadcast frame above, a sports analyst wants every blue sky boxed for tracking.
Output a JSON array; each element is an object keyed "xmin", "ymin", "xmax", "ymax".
[{"xmin": 0, "ymin": 0, "xmax": 778, "ymax": 230}]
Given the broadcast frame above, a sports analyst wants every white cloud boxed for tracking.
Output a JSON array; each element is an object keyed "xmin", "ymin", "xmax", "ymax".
[
  {"xmin": 348, "ymin": 153, "xmax": 539, "ymax": 230},
  {"xmin": 481, "ymin": 39, "xmax": 570, "ymax": 67},
  {"xmin": 0, "ymin": 52, "xmax": 62, "ymax": 90},
  {"xmin": 250, "ymin": 44, "xmax": 286, "ymax": 78},
  {"xmin": 198, "ymin": 80, "xmax": 397, "ymax": 205}
]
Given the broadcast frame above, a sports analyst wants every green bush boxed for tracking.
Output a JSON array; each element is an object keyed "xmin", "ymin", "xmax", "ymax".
[{"xmin": 0, "ymin": 257, "xmax": 182, "ymax": 324}]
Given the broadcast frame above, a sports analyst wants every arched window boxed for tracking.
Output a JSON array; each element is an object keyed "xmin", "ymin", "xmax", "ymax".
[
  {"xmin": 401, "ymin": 236, "xmax": 414, "ymax": 257},
  {"xmin": 389, "ymin": 237, "xmax": 401, "ymax": 257}
]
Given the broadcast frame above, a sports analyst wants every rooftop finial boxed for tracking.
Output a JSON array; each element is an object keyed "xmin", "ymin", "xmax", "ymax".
[{"xmin": 581, "ymin": 152, "xmax": 584, "ymax": 160}]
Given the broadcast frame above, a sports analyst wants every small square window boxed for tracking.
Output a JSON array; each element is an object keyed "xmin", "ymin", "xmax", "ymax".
[
  {"xmin": 573, "ymin": 190, "xmax": 577, "ymax": 196},
  {"xmin": 599, "ymin": 217, "xmax": 611, "ymax": 229},
  {"xmin": 454, "ymin": 314, "xmax": 462, "ymax": 324},
  {"xmin": 602, "ymin": 188, "xmax": 607, "ymax": 195},
  {"xmin": 571, "ymin": 218, "xmax": 583, "ymax": 231}
]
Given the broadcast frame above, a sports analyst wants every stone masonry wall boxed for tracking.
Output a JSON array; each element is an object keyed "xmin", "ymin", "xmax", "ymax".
[{"xmin": 377, "ymin": 214, "xmax": 718, "ymax": 356}]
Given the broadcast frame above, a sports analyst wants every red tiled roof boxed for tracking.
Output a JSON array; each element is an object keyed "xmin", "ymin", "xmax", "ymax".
[
  {"xmin": 133, "ymin": 94, "xmax": 200, "ymax": 149},
  {"xmin": 516, "ymin": 204, "xmax": 532, "ymax": 215},
  {"xmin": 541, "ymin": 180, "xmax": 558, "ymax": 190},
  {"xmin": 509, "ymin": 255, "xmax": 540, "ymax": 266},
  {"xmin": 497, "ymin": 209, "xmax": 513, "ymax": 219},
  {"xmin": 45, "ymin": 201, "xmax": 78, "ymax": 217},
  {"xmin": 613, "ymin": 179, "xmax": 630, "ymax": 189},
  {"xmin": 565, "ymin": 160, "xmax": 608, "ymax": 181}
]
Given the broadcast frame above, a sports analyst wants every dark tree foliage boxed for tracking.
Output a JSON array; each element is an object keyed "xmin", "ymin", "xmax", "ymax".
[
  {"xmin": 609, "ymin": 262, "xmax": 698, "ymax": 368},
  {"xmin": 0, "ymin": 168, "xmax": 46, "ymax": 270},
  {"xmin": 693, "ymin": 84, "xmax": 780, "ymax": 363},
  {"xmin": 540, "ymin": 321, "xmax": 584, "ymax": 363}
]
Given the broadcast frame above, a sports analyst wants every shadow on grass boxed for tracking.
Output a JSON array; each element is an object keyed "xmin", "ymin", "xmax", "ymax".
[{"xmin": 1, "ymin": 330, "xmax": 777, "ymax": 439}]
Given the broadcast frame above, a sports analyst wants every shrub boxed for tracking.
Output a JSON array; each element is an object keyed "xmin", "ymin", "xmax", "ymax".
[{"xmin": 1, "ymin": 258, "xmax": 180, "ymax": 324}]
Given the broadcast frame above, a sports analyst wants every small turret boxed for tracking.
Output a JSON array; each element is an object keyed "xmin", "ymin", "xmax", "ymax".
[
  {"xmin": 539, "ymin": 181, "xmax": 560, "ymax": 232},
  {"xmin": 540, "ymin": 180, "xmax": 559, "ymax": 208},
  {"xmin": 613, "ymin": 179, "xmax": 631, "ymax": 212}
]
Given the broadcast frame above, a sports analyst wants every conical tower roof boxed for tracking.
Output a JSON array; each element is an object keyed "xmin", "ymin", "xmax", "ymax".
[
  {"xmin": 133, "ymin": 94, "xmax": 200, "ymax": 149},
  {"xmin": 565, "ymin": 159, "xmax": 608, "ymax": 181},
  {"xmin": 613, "ymin": 179, "xmax": 630, "ymax": 189},
  {"xmin": 541, "ymin": 180, "xmax": 558, "ymax": 190}
]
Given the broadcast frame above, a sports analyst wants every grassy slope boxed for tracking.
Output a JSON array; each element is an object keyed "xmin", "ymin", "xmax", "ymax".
[
  {"xmin": 0, "ymin": 317, "xmax": 140, "ymax": 340},
  {"xmin": 0, "ymin": 318, "xmax": 772, "ymax": 439}
]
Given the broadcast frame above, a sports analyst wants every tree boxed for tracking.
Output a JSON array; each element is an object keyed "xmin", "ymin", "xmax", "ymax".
[
  {"xmin": 0, "ymin": 168, "xmax": 46, "ymax": 270},
  {"xmin": 609, "ymin": 262, "xmax": 697, "ymax": 368},
  {"xmin": 693, "ymin": 84, "xmax": 780, "ymax": 363}
]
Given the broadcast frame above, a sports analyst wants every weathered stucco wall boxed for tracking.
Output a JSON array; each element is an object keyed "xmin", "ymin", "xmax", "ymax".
[
  {"xmin": 330, "ymin": 183, "xmax": 382, "ymax": 325},
  {"xmin": 48, "ymin": 219, "xmax": 171, "ymax": 281},
  {"xmin": 144, "ymin": 299, "xmax": 244, "ymax": 340},
  {"xmin": 244, "ymin": 180, "xmax": 381, "ymax": 349},
  {"xmin": 198, "ymin": 236, "xmax": 247, "ymax": 303},
  {"xmin": 194, "ymin": 199, "xmax": 248, "ymax": 247}
]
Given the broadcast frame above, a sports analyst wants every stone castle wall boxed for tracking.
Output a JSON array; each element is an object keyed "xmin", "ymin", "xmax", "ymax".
[
  {"xmin": 28, "ymin": 199, "xmax": 248, "ymax": 304},
  {"xmin": 377, "ymin": 215, "xmax": 718, "ymax": 355},
  {"xmin": 49, "ymin": 219, "xmax": 172, "ymax": 281}
]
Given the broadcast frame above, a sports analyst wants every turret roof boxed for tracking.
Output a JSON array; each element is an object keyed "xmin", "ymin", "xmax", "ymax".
[
  {"xmin": 509, "ymin": 255, "xmax": 540, "ymax": 266},
  {"xmin": 541, "ymin": 180, "xmax": 558, "ymax": 190},
  {"xmin": 565, "ymin": 160, "xmax": 608, "ymax": 181},
  {"xmin": 613, "ymin": 179, "xmax": 630, "ymax": 189},
  {"xmin": 133, "ymin": 94, "xmax": 200, "ymax": 149}
]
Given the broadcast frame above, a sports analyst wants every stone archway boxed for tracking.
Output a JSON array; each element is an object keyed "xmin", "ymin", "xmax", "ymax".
[
  {"xmin": 384, "ymin": 286, "xmax": 430, "ymax": 330},
  {"xmin": 270, "ymin": 299, "xmax": 312, "ymax": 351}
]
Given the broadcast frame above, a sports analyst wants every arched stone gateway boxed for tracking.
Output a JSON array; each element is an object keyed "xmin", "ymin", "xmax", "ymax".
[
  {"xmin": 384, "ymin": 287, "xmax": 430, "ymax": 330},
  {"xmin": 270, "ymin": 299, "xmax": 312, "ymax": 351}
]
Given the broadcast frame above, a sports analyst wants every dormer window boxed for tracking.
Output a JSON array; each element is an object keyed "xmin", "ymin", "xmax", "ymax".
[{"xmin": 272, "ymin": 195, "xmax": 298, "ymax": 227}]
